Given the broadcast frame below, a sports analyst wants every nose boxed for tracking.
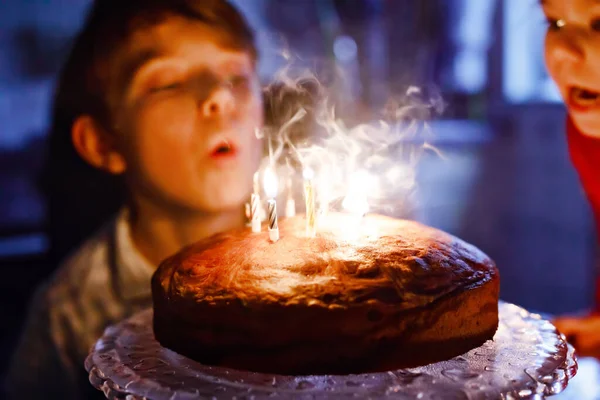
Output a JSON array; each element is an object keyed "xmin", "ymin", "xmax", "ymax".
[{"xmin": 202, "ymin": 86, "xmax": 235, "ymax": 118}]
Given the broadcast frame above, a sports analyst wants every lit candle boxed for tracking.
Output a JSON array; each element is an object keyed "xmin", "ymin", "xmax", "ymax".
[
  {"xmin": 267, "ymin": 200, "xmax": 279, "ymax": 242},
  {"xmin": 264, "ymin": 167, "xmax": 279, "ymax": 242},
  {"xmin": 285, "ymin": 177, "xmax": 296, "ymax": 217},
  {"xmin": 251, "ymin": 172, "xmax": 261, "ymax": 233},
  {"xmin": 303, "ymin": 167, "xmax": 316, "ymax": 237},
  {"xmin": 341, "ymin": 170, "xmax": 373, "ymax": 240},
  {"xmin": 342, "ymin": 170, "xmax": 371, "ymax": 217},
  {"xmin": 245, "ymin": 202, "xmax": 251, "ymax": 227},
  {"xmin": 317, "ymin": 166, "xmax": 331, "ymax": 222}
]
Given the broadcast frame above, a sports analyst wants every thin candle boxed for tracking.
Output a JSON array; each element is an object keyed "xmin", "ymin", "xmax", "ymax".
[
  {"xmin": 303, "ymin": 168, "xmax": 316, "ymax": 237},
  {"xmin": 264, "ymin": 167, "xmax": 279, "ymax": 242},
  {"xmin": 317, "ymin": 166, "xmax": 331, "ymax": 223},
  {"xmin": 251, "ymin": 172, "xmax": 261, "ymax": 233},
  {"xmin": 342, "ymin": 170, "xmax": 371, "ymax": 217},
  {"xmin": 245, "ymin": 202, "xmax": 251, "ymax": 227},
  {"xmin": 341, "ymin": 170, "xmax": 374, "ymax": 240},
  {"xmin": 267, "ymin": 199, "xmax": 279, "ymax": 241}
]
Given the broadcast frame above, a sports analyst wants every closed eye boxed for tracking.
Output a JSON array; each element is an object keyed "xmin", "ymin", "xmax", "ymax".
[
  {"xmin": 149, "ymin": 82, "xmax": 183, "ymax": 93},
  {"xmin": 228, "ymin": 75, "xmax": 251, "ymax": 88}
]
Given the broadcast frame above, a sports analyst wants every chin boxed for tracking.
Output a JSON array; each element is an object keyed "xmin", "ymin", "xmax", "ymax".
[
  {"xmin": 200, "ymin": 187, "xmax": 250, "ymax": 214},
  {"xmin": 572, "ymin": 117, "xmax": 600, "ymax": 139}
]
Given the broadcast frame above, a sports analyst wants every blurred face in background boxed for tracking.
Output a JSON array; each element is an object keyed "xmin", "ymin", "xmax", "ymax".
[{"xmin": 543, "ymin": 0, "xmax": 600, "ymax": 138}]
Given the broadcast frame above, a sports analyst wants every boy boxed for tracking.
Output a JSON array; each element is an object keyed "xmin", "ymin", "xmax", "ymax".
[
  {"xmin": 541, "ymin": 0, "xmax": 600, "ymax": 357},
  {"xmin": 5, "ymin": 0, "xmax": 263, "ymax": 398}
]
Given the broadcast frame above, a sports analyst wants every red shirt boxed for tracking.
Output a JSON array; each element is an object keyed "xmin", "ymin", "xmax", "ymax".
[{"xmin": 567, "ymin": 118, "xmax": 600, "ymax": 309}]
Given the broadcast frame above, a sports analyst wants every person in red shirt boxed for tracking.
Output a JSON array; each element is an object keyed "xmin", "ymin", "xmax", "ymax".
[{"xmin": 541, "ymin": 0, "xmax": 600, "ymax": 357}]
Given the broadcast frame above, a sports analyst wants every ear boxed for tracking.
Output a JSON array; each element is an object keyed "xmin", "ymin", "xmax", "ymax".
[{"xmin": 71, "ymin": 116, "xmax": 127, "ymax": 175}]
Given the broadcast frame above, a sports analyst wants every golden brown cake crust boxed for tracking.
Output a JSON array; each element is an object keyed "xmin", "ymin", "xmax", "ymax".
[
  {"xmin": 154, "ymin": 213, "xmax": 496, "ymax": 308},
  {"xmin": 152, "ymin": 213, "xmax": 500, "ymax": 374}
]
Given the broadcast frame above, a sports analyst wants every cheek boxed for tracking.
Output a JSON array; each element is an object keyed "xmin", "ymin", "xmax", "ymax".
[
  {"xmin": 544, "ymin": 34, "xmax": 565, "ymax": 86},
  {"xmin": 138, "ymin": 98, "xmax": 198, "ymax": 135},
  {"xmin": 544, "ymin": 36, "xmax": 558, "ymax": 77},
  {"xmin": 239, "ymin": 96, "xmax": 264, "ymax": 156},
  {"xmin": 590, "ymin": 43, "xmax": 600, "ymax": 70},
  {"xmin": 126, "ymin": 101, "xmax": 199, "ymax": 178},
  {"xmin": 543, "ymin": 36, "xmax": 569, "ymax": 98}
]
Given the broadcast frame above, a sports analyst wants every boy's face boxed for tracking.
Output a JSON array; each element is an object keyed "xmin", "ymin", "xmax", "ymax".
[
  {"xmin": 115, "ymin": 17, "xmax": 263, "ymax": 214},
  {"xmin": 543, "ymin": 0, "xmax": 600, "ymax": 138}
]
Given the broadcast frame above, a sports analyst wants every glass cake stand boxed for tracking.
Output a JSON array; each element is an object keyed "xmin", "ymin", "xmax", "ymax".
[{"xmin": 85, "ymin": 301, "xmax": 577, "ymax": 399}]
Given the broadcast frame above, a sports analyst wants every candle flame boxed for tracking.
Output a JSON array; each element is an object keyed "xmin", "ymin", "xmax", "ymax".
[
  {"xmin": 303, "ymin": 167, "xmax": 314, "ymax": 181},
  {"xmin": 263, "ymin": 167, "xmax": 278, "ymax": 198},
  {"xmin": 342, "ymin": 170, "xmax": 374, "ymax": 216},
  {"xmin": 259, "ymin": 57, "xmax": 445, "ymax": 222}
]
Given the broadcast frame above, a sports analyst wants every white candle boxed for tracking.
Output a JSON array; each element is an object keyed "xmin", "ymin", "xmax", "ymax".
[
  {"xmin": 317, "ymin": 166, "xmax": 330, "ymax": 224},
  {"xmin": 267, "ymin": 199, "xmax": 279, "ymax": 242},
  {"xmin": 251, "ymin": 194, "xmax": 261, "ymax": 233},
  {"xmin": 303, "ymin": 168, "xmax": 316, "ymax": 237},
  {"xmin": 342, "ymin": 170, "xmax": 371, "ymax": 217},
  {"xmin": 251, "ymin": 172, "xmax": 261, "ymax": 233},
  {"xmin": 286, "ymin": 197, "xmax": 296, "ymax": 218},
  {"xmin": 341, "ymin": 170, "xmax": 374, "ymax": 240},
  {"xmin": 263, "ymin": 167, "xmax": 279, "ymax": 242},
  {"xmin": 245, "ymin": 202, "xmax": 251, "ymax": 227}
]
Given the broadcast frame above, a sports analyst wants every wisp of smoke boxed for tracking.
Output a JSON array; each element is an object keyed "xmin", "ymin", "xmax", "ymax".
[{"xmin": 259, "ymin": 55, "xmax": 445, "ymax": 219}]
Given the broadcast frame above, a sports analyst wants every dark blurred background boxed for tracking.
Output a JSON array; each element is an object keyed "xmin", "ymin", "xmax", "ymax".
[{"xmin": 0, "ymin": 0, "xmax": 594, "ymax": 382}]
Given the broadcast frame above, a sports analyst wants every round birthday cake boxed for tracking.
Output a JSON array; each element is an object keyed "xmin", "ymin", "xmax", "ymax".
[{"xmin": 151, "ymin": 213, "xmax": 499, "ymax": 375}]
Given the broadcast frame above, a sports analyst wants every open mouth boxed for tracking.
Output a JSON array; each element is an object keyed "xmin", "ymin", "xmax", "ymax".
[
  {"xmin": 210, "ymin": 139, "xmax": 237, "ymax": 158},
  {"xmin": 570, "ymin": 87, "xmax": 600, "ymax": 108}
]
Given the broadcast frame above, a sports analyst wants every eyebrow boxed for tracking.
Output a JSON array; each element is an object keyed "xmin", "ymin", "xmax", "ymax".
[{"xmin": 120, "ymin": 48, "xmax": 163, "ymax": 87}]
